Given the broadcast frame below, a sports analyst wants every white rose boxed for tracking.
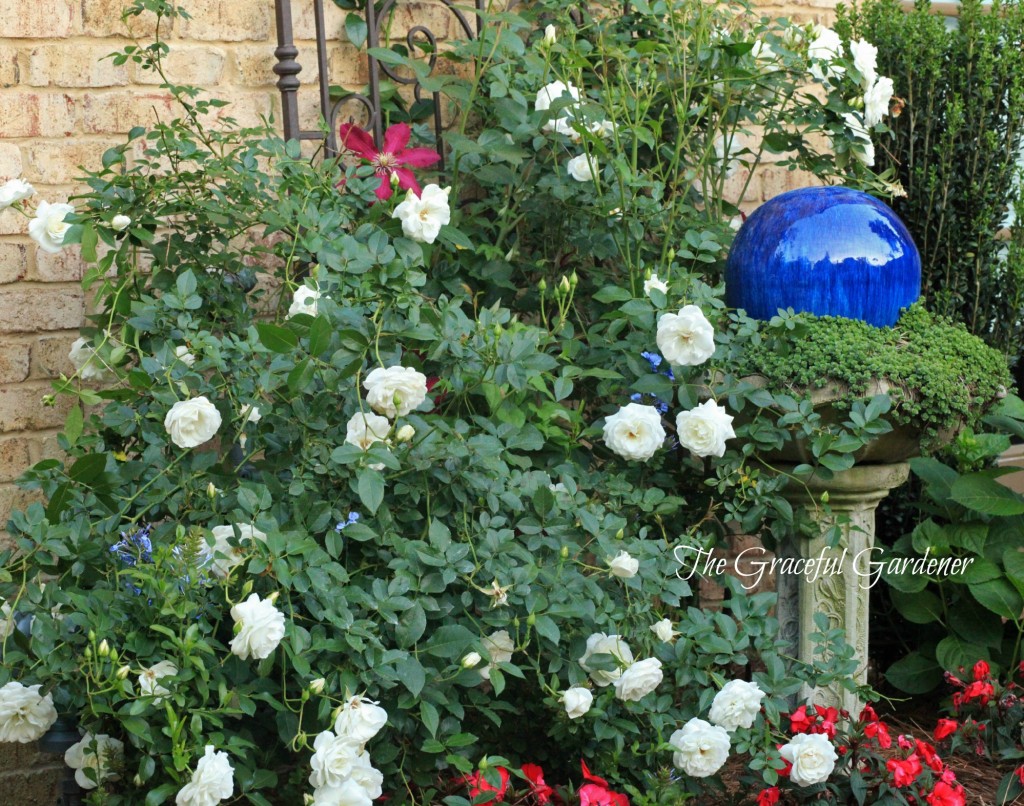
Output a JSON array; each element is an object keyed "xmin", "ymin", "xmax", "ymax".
[
  {"xmin": 713, "ymin": 135, "xmax": 743, "ymax": 178},
  {"xmin": 534, "ymin": 80, "xmax": 581, "ymax": 112},
  {"xmin": 863, "ymin": 75, "xmax": 894, "ymax": 127},
  {"xmin": 28, "ymin": 200, "xmax": 74, "ymax": 253},
  {"xmin": 675, "ymin": 399, "xmax": 736, "ymax": 458},
  {"xmin": 288, "ymin": 285, "xmax": 321, "ymax": 318},
  {"xmin": 176, "ymin": 745, "xmax": 234, "ymax": 806},
  {"xmin": 544, "ymin": 115, "xmax": 577, "ymax": 138},
  {"xmin": 65, "ymin": 732, "xmax": 124, "ymax": 789},
  {"xmin": 461, "ymin": 651, "xmax": 482, "ymax": 669},
  {"xmin": 174, "ymin": 345, "xmax": 196, "ymax": 367},
  {"xmin": 138, "ymin": 660, "xmax": 178, "ymax": 703},
  {"xmin": 110, "ymin": 214, "xmax": 132, "ymax": 232},
  {"xmin": 567, "ymin": 154, "xmax": 597, "ymax": 182},
  {"xmin": 709, "ymin": 679, "xmax": 765, "ymax": 731},
  {"xmin": 670, "ymin": 718, "xmax": 730, "ymax": 777},
  {"xmin": 543, "ymin": 24, "xmax": 557, "ymax": 45},
  {"xmin": 480, "ymin": 630, "xmax": 514, "ymax": 681},
  {"xmin": 68, "ymin": 337, "xmax": 113, "ymax": 382},
  {"xmin": 0, "ymin": 178, "xmax": 33, "ymax": 210},
  {"xmin": 348, "ymin": 756, "xmax": 383, "ymax": 800},
  {"xmin": 751, "ymin": 39, "xmax": 777, "ymax": 64},
  {"xmin": 644, "ymin": 274, "xmax": 668, "ymax": 297},
  {"xmin": 334, "ymin": 695, "xmax": 388, "ymax": 745},
  {"xmin": 0, "ymin": 682, "xmax": 57, "ymax": 743},
  {"xmin": 607, "ymin": 550, "xmax": 639, "ymax": 578},
  {"xmin": 312, "ymin": 777, "xmax": 377, "ymax": 806},
  {"xmin": 209, "ymin": 524, "xmax": 268, "ymax": 578},
  {"xmin": 229, "ymin": 593, "xmax": 286, "ymax": 660},
  {"xmin": 807, "ymin": 25, "xmax": 844, "ymax": 81},
  {"xmin": 392, "ymin": 184, "xmax": 451, "ymax": 244},
  {"xmin": 240, "ymin": 404, "xmax": 262, "ymax": 424},
  {"xmin": 363, "ymin": 366, "xmax": 428, "ymax": 419},
  {"xmin": 579, "ymin": 633, "xmax": 633, "ymax": 687},
  {"xmin": 164, "ymin": 396, "xmax": 222, "ymax": 449},
  {"xmin": 841, "ymin": 112, "xmax": 875, "ymax": 166},
  {"xmin": 779, "ymin": 732, "xmax": 838, "ymax": 786},
  {"xmin": 588, "ymin": 119, "xmax": 615, "ymax": 139},
  {"xmin": 395, "ymin": 424, "xmax": 415, "ymax": 442},
  {"xmin": 651, "ymin": 618, "xmax": 680, "ymax": 643},
  {"xmin": 309, "ymin": 730, "xmax": 364, "ymax": 789},
  {"xmin": 656, "ymin": 305, "xmax": 715, "ymax": 366},
  {"xmin": 850, "ymin": 39, "xmax": 878, "ymax": 88},
  {"xmin": 345, "ymin": 412, "xmax": 391, "ymax": 451},
  {"xmin": 561, "ymin": 687, "xmax": 593, "ymax": 719},
  {"xmin": 602, "ymin": 403, "xmax": 666, "ymax": 462},
  {"xmin": 614, "ymin": 657, "xmax": 663, "ymax": 702}
]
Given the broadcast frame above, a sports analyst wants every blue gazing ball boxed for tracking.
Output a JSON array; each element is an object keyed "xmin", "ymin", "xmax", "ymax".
[{"xmin": 725, "ymin": 187, "xmax": 921, "ymax": 327}]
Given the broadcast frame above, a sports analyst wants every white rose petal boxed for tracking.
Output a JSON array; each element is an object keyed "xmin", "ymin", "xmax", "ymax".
[
  {"xmin": 164, "ymin": 396, "xmax": 222, "ymax": 449},
  {"xmin": 176, "ymin": 745, "xmax": 234, "ymax": 806},
  {"xmin": 567, "ymin": 154, "xmax": 597, "ymax": 182},
  {"xmin": 480, "ymin": 630, "xmax": 514, "ymax": 681},
  {"xmin": 461, "ymin": 651, "xmax": 482, "ymax": 669},
  {"xmin": 714, "ymin": 135, "xmax": 743, "ymax": 178},
  {"xmin": 288, "ymin": 285, "xmax": 322, "ymax": 319},
  {"xmin": 68, "ymin": 337, "xmax": 114, "ymax": 382},
  {"xmin": 850, "ymin": 39, "xmax": 878, "ymax": 88},
  {"xmin": 65, "ymin": 733, "xmax": 124, "ymax": 790},
  {"xmin": 841, "ymin": 112, "xmax": 876, "ymax": 166},
  {"xmin": 651, "ymin": 618, "xmax": 680, "ymax": 643},
  {"xmin": 670, "ymin": 718, "xmax": 731, "ymax": 777},
  {"xmin": 309, "ymin": 730, "xmax": 364, "ymax": 789},
  {"xmin": 807, "ymin": 25, "xmax": 844, "ymax": 81},
  {"xmin": 613, "ymin": 657, "xmax": 663, "ymax": 702},
  {"xmin": 334, "ymin": 695, "xmax": 388, "ymax": 745},
  {"xmin": 644, "ymin": 274, "xmax": 669, "ymax": 297},
  {"xmin": 28, "ymin": 200, "xmax": 74, "ymax": 254},
  {"xmin": 0, "ymin": 178, "xmax": 34, "ymax": 210},
  {"xmin": 579, "ymin": 633, "xmax": 633, "ymax": 687},
  {"xmin": 229, "ymin": 593, "xmax": 286, "ymax": 661},
  {"xmin": 138, "ymin": 660, "xmax": 178, "ymax": 704},
  {"xmin": 209, "ymin": 524, "xmax": 268, "ymax": 579},
  {"xmin": 534, "ymin": 80, "xmax": 581, "ymax": 112},
  {"xmin": 312, "ymin": 777, "xmax": 377, "ymax": 806},
  {"xmin": 240, "ymin": 404, "xmax": 261, "ymax": 424},
  {"xmin": 656, "ymin": 305, "xmax": 715, "ymax": 366},
  {"xmin": 602, "ymin": 403, "xmax": 666, "ymax": 462},
  {"xmin": 174, "ymin": 345, "xmax": 196, "ymax": 367},
  {"xmin": 392, "ymin": 184, "xmax": 451, "ymax": 244},
  {"xmin": 607, "ymin": 550, "xmax": 639, "ymax": 579},
  {"xmin": 363, "ymin": 366, "xmax": 428, "ymax": 419},
  {"xmin": 110, "ymin": 214, "xmax": 132, "ymax": 232},
  {"xmin": 780, "ymin": 732, "xmax": 838, "ymax": 786},
  {"xmin": 863, "ymin": 75, "xmax": 894, "ymax": 128},
  {"xmin": 0, "ymin": 682, "xmax": 57, "ymax": 743},
  {"xmin": 709, "ymin": 679, "xmax": 765, "ymax": 731},
  {"xmin": 562, "ymin": 687, "xmax": 593, "ymax": 719},
  {"xmin": 675, "ymin": 399, "xmax": 736, "ymax": 458}
]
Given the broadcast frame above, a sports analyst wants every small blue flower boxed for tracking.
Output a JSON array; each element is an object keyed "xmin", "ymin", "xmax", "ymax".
[
  {"xmin": 335, "ymin": 512, "xmax": 361, "ymax": 532},
  {"xmin": 640, "ymin": 351, "xmax": 663, "ymax": 371},
  {"xmin": 110, "ymin": 525, "xmax": 153, "ymax": 568},
  {"xmin": 630, "ymin": 392, "xmax": 669, "ymax": 415}
]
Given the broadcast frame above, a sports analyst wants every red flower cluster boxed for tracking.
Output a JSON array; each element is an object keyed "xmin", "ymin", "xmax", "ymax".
[
  {"xmin": 948, "ymin": 660, "xmax": 996, "ymax": 709},
  {"xmin": 460, "ymin": 760, "xmax": 628, "ymax": 805},
  {"xmin": 788, "ymin": 704, "xmax": 842, "ymax": 739},
  {"xmin": 578, "ymin": 761, "xmax": 629, "ymax": 806}
]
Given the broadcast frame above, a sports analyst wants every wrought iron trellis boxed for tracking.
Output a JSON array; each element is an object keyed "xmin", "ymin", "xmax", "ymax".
[{"xmin": 272, "ymin": 0, "xmax": 489, "ymax": 164}]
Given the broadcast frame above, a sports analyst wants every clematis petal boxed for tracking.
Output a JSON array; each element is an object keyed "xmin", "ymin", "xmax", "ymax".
[
  {"xmin": 382, "ymin": 123, "xmax": 412, "ymax": 155},
  {"xmin": 338, "ymin": 123, "xmax": 379, "ymax": 160},
  {"xmin": 374, "ymin": 177, "xmax": 394, "ymax": 201},
  {"xmin": 399, "ymin": 146, "xmax": 442, "ymax": 168},
  {"xmin": 393, "ymin": 168, "xmax": 422, "ymax": 197}
]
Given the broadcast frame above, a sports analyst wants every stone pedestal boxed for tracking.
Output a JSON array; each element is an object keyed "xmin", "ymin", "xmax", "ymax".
[{"xmin": 776, "ymin": 462, "xmax": 909, "ymax": 712}]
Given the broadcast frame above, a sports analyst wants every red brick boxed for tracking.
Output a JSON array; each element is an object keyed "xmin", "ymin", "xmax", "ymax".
[
  {"xmin": 0, "ymin": 0, "xmax": 76, "ymax": 38},
  {"xmin": 0, "ymin": 287, "xmax": 84, "ymax": 334},
  {"xmin": 0, "ymin": 93, "xmax": 75, "ymax": 139},
  {"xmin": 28, "ymin": 45, "xmax": 129, "ymax": 88},
  {"xmin": 0, "ymin": 242, "xmax": 28, "ymax": 284}
]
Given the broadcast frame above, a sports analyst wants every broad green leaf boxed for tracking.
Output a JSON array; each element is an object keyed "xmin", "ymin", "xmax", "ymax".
[
  {"xmin": 936, "ymin": 634, "xmax": 990, "ymax": 675},
  {"xmin": 395, "ymin": 655, "xmax": 425, "ymax": 697},
  {"xmin": 357, "ymin": 469, "xmax": 384, "ymax": 514},
  {"xmin": 256, "ymin": 323, "xmax": 299, "ymax": 353},
  {"xmin": 308, "ymin": 316, "xmax": 332, "ymax": 356},
  {"xmin": 972, "ymin": 577, "xmax": 1024, "ymax": 620},
  {"xmin": 950, "ymin": 472, "xmax": 1024, "ymax": 516},
  {"xmin": 890, "ymin": 589, "xmax": 943, "ymax": 624},
  {"xmin": 885, "ymin": 652, "xmax": 942, "ymax": 694},
  {"xmin": 64, "ymin": 404, "xmax": 84, "ymax": 447}
]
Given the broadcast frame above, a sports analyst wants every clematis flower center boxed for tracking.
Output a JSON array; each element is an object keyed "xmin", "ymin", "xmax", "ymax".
[{"xmin": 373, "ymin": 152, "xmax": 397, "ymax": 171}]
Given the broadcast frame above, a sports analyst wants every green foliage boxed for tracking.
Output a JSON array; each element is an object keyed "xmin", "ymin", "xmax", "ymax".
[{"xmin": 837, "ymin": 0, "xmax": 1024, "ymax": 366}]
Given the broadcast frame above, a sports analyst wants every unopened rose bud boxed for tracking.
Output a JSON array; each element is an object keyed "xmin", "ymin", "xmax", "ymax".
[
  {"xmin": 558, "ymin": 276, "xmax": 571, "ymax": 294},
  {"xmin": 527, "ymin": 613, "xmax": 536, "ymax": 626},
  {"xmin": 88, "ymin": 630, "xmax": 96, "ymax": 643},
  {"xmin": 461, "ymin": 652, "xmax": 482, "ymax": 669},
  {"xmin": 821, "ymin": 491, "xmax": 830, "ymax": 504},
  {"xmin": 560, "ymin": 545, "xmax": 569, "ymax": 559},
  {"xmin": 538, "ymin": 278, "xmax": 547, "ymax": 293},
  {"xmin": 570, "ymin": 271, "xmax": 578, "ymax": 288},
  {"xmin": 479, "ymin": 757, "xmax": 490, "ymax": 771},
  {"xmin": 98, "ymin": 639, "xmax": 110, "ymax": 657},
  {"xmin": 84, "ymin": 646, "xmax": 93, "ymax": 660},
  {"xmin": 108, "ymin": 648, "xmax": 118, "ymax": 663},
  {"xmin": 390, "ymin": 172, "xmax": 401, "ymax": 188},
  {"xmin": 615, "ymin": 528, "xmax": 624, "ymax": 540},
  {"xmin": 207, "ymin": 482, "xmax": 217, "ymax": 499},
  {"xmin": 309, "ymin": 677, "xmax": 326, "ymax": 695},
  {"xmin": 116, "ymin": 665, "xmax": 131, "ymax": 680},
  {"xmin": 111, "ymin": 214, "xmax": 131, "ymax": 232},
  {"xmin": 543, "ymin": 24, "xmax": 556, "ymax": 45},
  {"xmin": 241, "ymin": 580, "xmax": 253, "ymax": 598},
  {"xmin": 267, "ymin": 591, "xmax": 280, "ymax": 604},
  {"xmin": 134, "ymin": 774, "xmax": 144, "ymax": 786},
  {"xmin": 396, "ymin": 425, "xmax": 415, "ymax": 443},
  {"xmin": 41, "ymin": 394, "xmax": 55, "ymax": 407}
]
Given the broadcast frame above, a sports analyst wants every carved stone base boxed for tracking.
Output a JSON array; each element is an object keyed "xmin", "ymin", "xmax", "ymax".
[{"xmin": 776, "ymin": 463, "xmax": 910, "ymax": 712}]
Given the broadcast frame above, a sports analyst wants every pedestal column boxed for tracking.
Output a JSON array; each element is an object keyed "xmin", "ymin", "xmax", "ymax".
[{"xmin": 776, "ymin": 462, "xmax": 909, "ymax": 712}]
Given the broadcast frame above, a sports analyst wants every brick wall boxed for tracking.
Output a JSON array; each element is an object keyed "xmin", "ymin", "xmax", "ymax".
[{"xmin": 0, "ymin": 0, "xmax": 836, "ymax": 799}]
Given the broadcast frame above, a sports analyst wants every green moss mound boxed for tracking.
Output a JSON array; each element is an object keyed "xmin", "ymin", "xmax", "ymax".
[{"xmin": 734, "ymin": 304, "xmax": 1013, "ymax": 440}]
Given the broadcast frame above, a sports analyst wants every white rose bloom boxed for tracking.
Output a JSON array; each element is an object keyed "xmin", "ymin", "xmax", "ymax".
[
  {"xmin": 534, "ymin": 80, "xmax": 581, "ymax": 112},
  {"xmin": 543, "ymin": 24, "xmax": 557, "ymax": 45},
  {"xmin": 240, "ymin": 404, "xmax": 261, "ymax": 424},
  {"xmin": 670, "ymin": 718, "xmax": 731, "ymax": 777},
  {"xmin": 644, "ymin": 274, "xmax": 669, "ymax": 296},
  {"xmin": 613, "ymin": 657, "xmax": 663, "ymax": 702},
  {"xmin": 709, "ymin": 679, "xmax": 765, "ymax": 731},
  {"xmin": 544, "ymin": 115, "xmax": 577, "ymax": 137},
  {"xmin": 68, "ymin": 337, "xmax": 113, "ymax": 382},
  {"xmin": 174, "ymin": 345, "xmax": 196, "ymax": 367},
  {"xmin": 651, "ymin": 618, "xmax": 680, "ymax": 643},
  {"xmin": 312, "ymin": 778, "xmax": 376, "ymax": 806},
  {"xmin": 579, "ymin": 633, "xmax": 633, "ymax": 687},
  {"xmin": 309, "ymin": 730, "xmax": 364, "ymax": 789},
  {"xmin": 779, "ymin": 732, "xmax": 838, "ymax": 786},
  {"xmin": 480, "ymin": 630, "xmax": 514, "ymax": 681},
  {"xmin": 138, "ymin": 660, "xmax": 178, "ymax": 703},
  {"xmin": 28, "ymin": 200, "xmax": 74, "ymax": 254},
  {"xmin": 229, "ymin": 593, "xmax": 286, "ymax": 660},
  {"xmin": 0, "ymin": 600, "xmax": 14, "ymax": 638},
  {"xmin": 807, "ymin": 25, "xmax": 844, "ymax": 81},
  {"xmin": 176, "ymin": 745, "xmax": 234, "ymax": 806},
  {"xmin": 607, "ymin": 550, "xmax": 639, "ymax": 578},
  {"xmin": 334, "ymin": 695, "xmax": 388, "ymax": 745},
  {"xmin": 392, "ymin": 184, "xmax": 451, "ymax": 244},
  {"xmin": 863, "ymin": 75, "xmax": 894, "ymax": 127},
  {"xmin": 850, "ymin": 39, "xmax": 878, "ymax": 88},
  {"xmin": 588, "ymin": 119, "xmax": 616, "ymax": 139},
  {"xmin": 0, "ymin": 682, "xmax": 57, "ymax": 743},
  {"xmin": 288, "ymin": 285, "xmax": 321, "ymax": 318},
  {"xmin": 110, "ymin": 214, "xmax": 132, "ymax": 232},
  {"xmin": 0, "ymin": 178, "xmax": 34, "ymax": 209},
  {"xmin": 656, "ymin": 305, "xmax": 716, "ymax": 366},
  {"xmin": 841, "ymin": 112, "xmax": 876, "ymax": 166},
  {"xmin": 363, "ymin": 366, "xmax": 428, "ymax": 419},
  {"xmin": 561, "ymin": 687, "xmax": 593, "ymax": 719},
  {"xmin": 348, "ymin": 756, "xmax": 384, "ymax": 800},
  {"xmin": 602, "ymin": 403, "xmax": 666, "ymax": 462},
  {"xmin": 395, "ymin": 424, "xmax": 415, "ymax": 442},
  {"xmin": 713, "ymin": 135, "xmax": 743, "ymax": 178},
  {"xmin": 567, "ymin": 154, "xmax": 597, "ymax": 182},
  {"xmin": 164, "ymin": 396, "xmax": 222, "ymax": 449},
  {"xmin": 675, "ymin": 399, "xmax": 736, "ymax": 458},
  {"xmin": 751, "ymin": 39, "xmax": 777, "ymax": 64},
  {"xmin": 65, "ymin": 733, "xmax": 124, "ymax": 789},
  {"xmin": 209, "ymin": 524, "xmax": 268, "ymax": 579}
]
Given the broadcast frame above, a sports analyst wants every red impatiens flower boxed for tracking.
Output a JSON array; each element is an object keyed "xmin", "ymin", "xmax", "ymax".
[
  {"xmin": 934, "ymin": 719, "xmax": 959, "ymax": 741},
  {"xmin": 859, "ymin": 704, "xmax": 880, "ymax": 723},
  {"xmin": 815, "ymin": 706, "xmax": 840, "ymax": 740},
  {"xmin": 926, "ymin": 780, "xmax": 966, "ymax": 806},
  {"xmin": 865, "ymin": 720, "xmax": 892, "ymax": 749},
  {"xmin": 521, "ymin": 763, "xmax": 554, "ymax": 805},
  {"xmin": 579, "ymin": 761, "xmax": 629, "ymax": 806},
  {"xmin": 338, "ymin": 122, "xmax": 440, "ymax": 201},
  {"xmin": 973, "ymin": 660, "xmax": 990, "ymax": 681},
  {"xmin": 915, "ymin": 739, "xmax": 945, "ymax": 773},
  {"xmin": 756, "ymin": 786, "xmax": 781, "ymax": 805},
  {"xmin": 788, "ymin": 706, "xmax": 815, "ymax": 734},
  {"xmin": 962, "ymin": 680, "xmax": 995, "ymax": 705},
  {"xmin": 1016, "ymin": 764, "xmax": 1024, "ymax": 786},
  {"xmin": 464, "ymin": 766, "xmax": 511, "ymax": 804},
  {"xmin": 887, "ymin": 754, "xmax": 923, "ymax": 787}
]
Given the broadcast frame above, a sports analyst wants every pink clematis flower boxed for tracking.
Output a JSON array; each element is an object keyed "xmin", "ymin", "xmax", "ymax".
[{"xmin": 338, "ymin": 122, "xmax": 440, "ymax": 201}]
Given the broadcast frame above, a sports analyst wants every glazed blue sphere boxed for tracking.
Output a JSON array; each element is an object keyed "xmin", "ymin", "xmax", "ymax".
[{"xmin": 725, "ymin": 187, "xmax": 921, "ymax": 327}]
